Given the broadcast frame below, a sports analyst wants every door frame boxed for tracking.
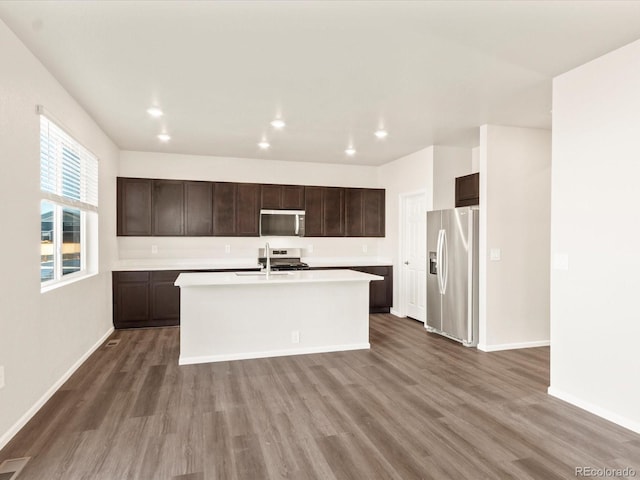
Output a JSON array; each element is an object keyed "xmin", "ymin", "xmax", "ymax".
[{"xmin": 398, "ymin": 189, "xmax": 428, "ymax": 319}]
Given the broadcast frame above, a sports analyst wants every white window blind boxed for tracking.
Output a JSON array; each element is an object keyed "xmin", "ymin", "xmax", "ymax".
[{"xmin": 40, "ymin": 114, "xmax": 98, "ymax": 210}]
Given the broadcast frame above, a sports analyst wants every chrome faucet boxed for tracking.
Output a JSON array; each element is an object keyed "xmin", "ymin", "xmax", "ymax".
[{"xmin": 264, "ymin": 242, "xmax": 271, "ymax": 278}]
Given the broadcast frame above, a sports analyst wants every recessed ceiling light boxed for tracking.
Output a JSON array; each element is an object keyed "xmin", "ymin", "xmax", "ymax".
[
  {"xmin": 345, "ymin": 148, "xmax": 356, "ymax": 156},
  {"xmin": 258, "ymin": 141, "xmax": 271, "ymax": 149},
  {"xmin": 157, "ymin": 133, "xmax": 171, "ymax": 142},
  {"xmin": 147, "ymin": 107, "xmax": 163, "ymax": 117},
  {"xmin": 374, "ymin": 129, "xmax": 388, "ymax": 139},
  {"xmin": 270, "ymin": 119, "xmax": 285, "ymax": 129}
]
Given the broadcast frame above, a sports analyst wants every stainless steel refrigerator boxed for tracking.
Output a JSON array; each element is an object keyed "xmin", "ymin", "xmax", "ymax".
[{"xmin": 426, "ymin": 206, "xmax": 479, "ymax": 347}]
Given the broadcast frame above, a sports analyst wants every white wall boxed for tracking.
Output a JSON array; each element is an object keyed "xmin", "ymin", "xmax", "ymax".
[
  {"xmin": 118, "ymin": 151, "xmax": 382, "ymax": 263},
  {"xmin": 432, "ymin": 146, "xmax": 473, "ymax": 210},
  {"xmin": 471, "ymin": 146, "xmax": 480, "ymax": 173},
  {"xmin": 549, "ymin": 39, "xmax": 640, "ymax": 433},
  {"xmin": 378, "ymin": 147, "xmax": 434, "ymax": 311},
  {"xmin": 478, "ymin": 125, "xmax": 551, "ymax": 351},
  {"xmin": 0, "ymin": 20, "xmax": 119, "ymax": 448}
]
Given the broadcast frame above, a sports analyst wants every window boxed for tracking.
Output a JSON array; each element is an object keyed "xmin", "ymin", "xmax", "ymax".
[{"xmin": 39, "ymin": 113, "xmax": 98, "ymax": 288}]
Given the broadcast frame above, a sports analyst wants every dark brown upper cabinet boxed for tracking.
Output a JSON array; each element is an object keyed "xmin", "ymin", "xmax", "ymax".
[
  {"xmin": 117, "ymin": 177, "xmax": 385, "ymax": 238},
  {"xmin": 304, "ymin": 186, "xmax": 324, "ymax": 236},
  {"xmin": 260, "ymin": 184, "xmax": 305, "ymax": 210},
  {"xmin": 213, "ymin": 182, "xmax": 260, "ymax": 236},
  {"xmin": 324, "ymin": 187, "xmax": 345, "ymax": 236},
  {"xmin": 184, "ymin": 181, "xmax": 213, "ymax": 236},
  {"xmin": 363, "ymin": 189, "xmax": 385, "ymax": 236},
  {"xmin": 282, "ymin": 185, "xmax": 305, "ymax": 209},
  {"xmin": 305, "ymin": 186, "xmax": 345, "ymax": 237},
  {"xmin": 455, "ymin": 172, "xmax": 479, "ymax": 207},
  {"xmin": 236, "ymin": 183, "xmax": 260, "ymax": 236},
  {"xmin": 117, "ymin": 177, "xmax": 152, "ymax": 236},
  {"xmin": 345, "ymin": 189, "xmax": 365, "ymax": 236},
  {"xmin": 152, "ymin": 180, "xmax": 185, "ymax": 236},
  {"xmin": 345, "ymin": 188, "xmax": 385, "ymax": 237},
  {"xmin": 213, "ymin": 182, "xmax": 237, "ymax": 236}
]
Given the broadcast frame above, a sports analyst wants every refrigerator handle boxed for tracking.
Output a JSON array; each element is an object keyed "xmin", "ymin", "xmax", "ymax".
[
  {"xmin": 441, "ymin": 229, "xmax": 448, "ymax": 294},
  {"xmin": 436, "ymin": 229, "xmax": 444, "ymax": 294}
]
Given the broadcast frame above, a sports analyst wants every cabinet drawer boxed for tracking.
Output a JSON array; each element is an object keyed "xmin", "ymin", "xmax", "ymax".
[
  {"xmin": 150, "ymin": 271, "xmax": 180, "ymax": 282},
  {"xmin": 115, "ymin": 271, "xmax": 150, "ymax": 283}
]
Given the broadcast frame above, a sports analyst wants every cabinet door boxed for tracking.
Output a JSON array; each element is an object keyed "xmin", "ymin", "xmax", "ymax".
[
  {"xmin": 363, "ymin": 189, "xmax": 385, "ymax": 237},
  {"xmin": 261, "ymin": 184, "xmax": 282, "ymax": 209},
  {"xmin": 153, "ymin": 180, "xmax": 185, "ymax": 236},
  {"xmin": 237, "ymin": 183, "xmax": 260, "ymax": 236},
  {"xmin": 113, "ymin": 272, "xmax": 150, "ymax": 328},
  {"xmin": 185, "ymin": 181, "xmax": 213, "ymax": 236},
  {"xmin": 150, "ymin": 271, "xmax": 181, "ymax": 325},
  {"xmin": 117, "ymin": 178, "xmax": 152, "ymax": 236},
  {"xmin": 323, "ymin": 187, "xmax": 345, "ymax": 237},
  {"xmin": 345, "ymin": 188, "xmax": 365, "ymax": 236},
  {"xmin": 213, "ymin": 182, "xmax": 237, "ymax": 235},
  {"xmin": 282, "ymin": 185, "xmax": 305, "ymax": 209},
  {"xmin": 455, "ymin": 173, "xmax": 479, "ymax": 207},
  {"xmin": 352, "ymin": 266, "xmax": 393, "ymax": 313},
  {"xmin": 304, "ymin": 186, "xmax": 324, "ymax": 236}
]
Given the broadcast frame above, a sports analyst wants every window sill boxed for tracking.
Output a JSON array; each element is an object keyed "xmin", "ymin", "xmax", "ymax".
[{"xmin": 41, "ymin": 271, "xmax": 99, "ymax": 293}]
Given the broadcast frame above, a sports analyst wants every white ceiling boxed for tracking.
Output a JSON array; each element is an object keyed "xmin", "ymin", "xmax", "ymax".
[{"xmin": 2, "ymin": 1, "xmax": 640, "ymax": 166}]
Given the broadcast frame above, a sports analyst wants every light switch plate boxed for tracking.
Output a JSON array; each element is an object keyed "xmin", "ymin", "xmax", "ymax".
[
  {"xmin": 151, "ymin": 245, "xmax": 158, "ymax": 254},
  {"xmin": 490, "ymin": 248, "xmax": 501, "ymax": 261},
  {"xmin": 362, "ymin": 244, "xmax": 368, "ymax": 253}
]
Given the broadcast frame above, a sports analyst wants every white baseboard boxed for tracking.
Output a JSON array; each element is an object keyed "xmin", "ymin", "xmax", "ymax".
[
  {"xmin": 477, "ymin": 339, "xmax": 550, "ymax": 352},
  {"xmin": 179, "ymin": 342, "xmax": 370, "ymax": 365},
  {"xmin": 0, "ymin": 327, "xmax": 114, "ymax": 451},
  {"xmin": 548, "ymin": 386, "xmax": 640, "ymax": 435},
  {"xmin": 389, "ymin": 308, "xmax": 405, "ymax": 318}
]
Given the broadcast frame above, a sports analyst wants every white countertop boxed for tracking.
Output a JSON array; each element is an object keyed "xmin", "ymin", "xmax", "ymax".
[{"xmin": 175, "ymin": 269, "xmax": 383, "ymax": 287}]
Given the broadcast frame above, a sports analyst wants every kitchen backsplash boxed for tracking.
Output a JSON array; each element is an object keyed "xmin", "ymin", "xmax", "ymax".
[{"xmin": 117, "ymin": 236, "xmax": 384, "ymax": 262}]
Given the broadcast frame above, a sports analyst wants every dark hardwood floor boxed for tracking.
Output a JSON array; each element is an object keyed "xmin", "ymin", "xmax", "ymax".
[{"xmin": 2, "ymin": 314, "xmax": 639, "ymax": 479}]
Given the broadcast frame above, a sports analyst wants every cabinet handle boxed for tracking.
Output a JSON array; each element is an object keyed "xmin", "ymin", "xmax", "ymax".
[{"xmin": 404, "ymin": 261, "xmax": 409, "ymax": 265}]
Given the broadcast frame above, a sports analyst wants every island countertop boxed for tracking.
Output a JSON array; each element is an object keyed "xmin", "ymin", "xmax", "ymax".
[{"xmin": 175, "ymin": 269, "xmax": 383, "ymax": 287}]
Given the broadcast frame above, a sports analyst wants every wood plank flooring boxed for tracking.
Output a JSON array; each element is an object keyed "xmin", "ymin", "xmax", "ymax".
[{"xmin": 1, "ymin": 314, "xmax": 639, "ymax": 479}]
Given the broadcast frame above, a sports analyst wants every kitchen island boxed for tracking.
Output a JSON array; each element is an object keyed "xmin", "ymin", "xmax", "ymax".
[{"xmin": 175, "ymin": 269, "xmax": 383, "ymax": 365}]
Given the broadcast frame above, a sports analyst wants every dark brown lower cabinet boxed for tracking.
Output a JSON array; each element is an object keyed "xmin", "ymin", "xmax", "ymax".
[
  {"xmin": 113, "ymin": 269, "xmax": 260, "ymax": 329},
  {"xmin": 310, "ymin": 265, "xmax": 393, "ymax": 313},
  {"xmin": 113, "ymin": 264, "xmax": 392, "ymax": 328},
  {"xmin": 150, "ymin": 271, "xmax": 181, "ymax": 324},
  {"xmin": 113, "ymin": 271, "xmax": 151, "ymax": 328},
  {"xmin": 350, "ymin": 266, "xmax": 393, "ymax": 313}
]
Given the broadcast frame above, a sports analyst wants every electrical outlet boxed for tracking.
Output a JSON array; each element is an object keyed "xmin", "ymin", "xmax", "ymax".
[
  {"xmin": 291, "ymin": 330, "xmax": 300, "ymax": 344},
  {"xmin": 362, "ymin": 244, "xmax": 368, "ymax": 253},
  {"xmin": 0, "ymin": 366, "xmax": 5, "ymax": 389},
  {"xmin": 307, "ymin": 244, "xmax": 314, "ymax": 253},
  {"xmin": 151, "ymin": 245, "xmax": 158, "ymax": 254},
  {"xmin": 225, "ymin": 244, "xmax": 231, "ymax": 254},
  {"xmin": 489, "ymin": 248, "xmax": 501, "ymax": 261}
]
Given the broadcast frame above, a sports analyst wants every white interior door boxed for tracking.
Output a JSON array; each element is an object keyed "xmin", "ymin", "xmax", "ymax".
[{"xmin": 401, "ymin": 192, "xmax": 427, "ymax": 322}]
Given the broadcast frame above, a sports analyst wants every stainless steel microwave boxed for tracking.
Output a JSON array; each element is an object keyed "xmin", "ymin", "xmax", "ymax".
[{"xmin": 259, "ymin": 210, "xmax": 305, "ymax": 237}]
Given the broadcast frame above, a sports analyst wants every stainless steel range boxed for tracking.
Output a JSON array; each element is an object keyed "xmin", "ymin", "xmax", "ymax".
[{"xmin": 258, "ymin": 247, "xmax": 309, "ymax": 271}]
